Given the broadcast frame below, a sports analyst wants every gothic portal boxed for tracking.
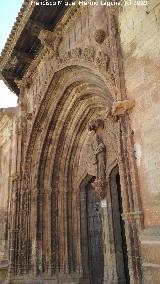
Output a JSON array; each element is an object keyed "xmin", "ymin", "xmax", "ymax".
[{"xmin": 2, "ymin": 0, "xmax": 160, "ymax": 283}]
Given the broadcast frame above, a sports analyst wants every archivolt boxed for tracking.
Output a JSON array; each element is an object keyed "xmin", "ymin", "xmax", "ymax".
[
  {"xmin": 22, "ymin": 65, "xmax": 117, "ymax": 273},
  {"xmin": 24, "ymin": 66, "xmax": 114, "ymax": 189}
]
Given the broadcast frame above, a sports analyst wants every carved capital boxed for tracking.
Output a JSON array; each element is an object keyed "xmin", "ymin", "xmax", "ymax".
[
  {"xmin": 106, "ymin": 99, "xmax": 135, "ymax": 120},
  {"xmin": 112, "ymin": 99, "xmax": 135, "ymax": 116}
]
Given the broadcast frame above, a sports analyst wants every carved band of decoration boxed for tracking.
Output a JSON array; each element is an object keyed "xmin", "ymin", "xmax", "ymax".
[
  {"xmin": 26, "ymin": 113, "xmax": 32, "ymax": 120},
  {"xmin": 96, "ymin": 51, "xmax": 110, "ymax": 71},
  {"xmin": 38, "ymin": 28, "xmax": 63, "ymax": 57},
  {"xmin": 121, "ymin": 211, "xmax": 143, "ymax": 220},
  {"xmin": 59, "ymin": 46, "xmax": 110, "ymax": 72},
  {"xmin": 106, "ymin": 99, "xmax": 135, "ymax": 120}
]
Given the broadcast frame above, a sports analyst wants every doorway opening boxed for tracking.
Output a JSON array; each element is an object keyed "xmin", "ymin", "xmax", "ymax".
[
  {"xmin": 80, "ymin": 176, "xmax": 104, "ymax": 284},
  {"xmin": 110, "ymin": 167, "xmax": 130, "ymax": 284}
]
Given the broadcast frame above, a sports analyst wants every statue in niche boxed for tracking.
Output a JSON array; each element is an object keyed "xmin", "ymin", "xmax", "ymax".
[{"xmin": 88, "ymin": 118, "xmax": 107, "ymax": 199}]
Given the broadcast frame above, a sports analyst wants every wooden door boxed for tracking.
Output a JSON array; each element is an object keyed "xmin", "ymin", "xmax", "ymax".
[{"xmin": 86, "ymin": 183, "xmax": 104, "ymax": 284}]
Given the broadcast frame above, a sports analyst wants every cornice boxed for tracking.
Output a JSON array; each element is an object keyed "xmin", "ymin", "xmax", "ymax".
[
  {"xmin": 0, "ymin": 1, "xmax": 34, "ymax": 68},
  {"xmin": 15, "ymin": 4, "xmax": 80, "ymax": 87},
  {"xmin": 0, "ymin": 1, "xmax": 35, "ymax": 93},
  {"xmin": 0, "ymin": 0, "xmax": 74, "ymax": 94}
]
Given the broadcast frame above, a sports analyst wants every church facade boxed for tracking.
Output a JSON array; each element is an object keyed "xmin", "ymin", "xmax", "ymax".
[{"xmin": 0, "ymin": 0, "xmax": 160, "ymax": 283}]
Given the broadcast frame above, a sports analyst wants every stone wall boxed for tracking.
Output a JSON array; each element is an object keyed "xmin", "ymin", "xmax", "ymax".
[
  {"xmin": 119, "ymin": 1, "xmax": 160, "ymax": 282},
  {"xmin": 0, "ymin": 110, "xmax": 15, "ymax": 283}
]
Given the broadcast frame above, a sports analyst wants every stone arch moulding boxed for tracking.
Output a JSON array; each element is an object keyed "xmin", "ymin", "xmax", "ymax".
[
  {"xmin": 21, "ymin": 45, "xmax": 119, "ymax": 111},
  {"xmin": 8, "ymin": 65, "xmax": 143, "ymax": 284}
]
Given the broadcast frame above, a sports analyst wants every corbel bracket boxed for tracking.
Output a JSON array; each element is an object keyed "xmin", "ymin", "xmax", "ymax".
[
  {"xmin": 38, "ymin": 28, "xmax": 63, "ymax": 56},
  {"xmin": 15, "ymin": 76, "xmax": 33, "ymax": 91},
  {"xmin": 107, "ymin": 99, "xmax": 135, "ymax": 120}
]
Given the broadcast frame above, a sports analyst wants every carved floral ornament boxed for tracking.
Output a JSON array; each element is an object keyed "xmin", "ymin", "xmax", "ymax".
[
  {"xmin": 58, "ymin": 46, "xmax": 110, "ymax": 73},
  {"xmin": 15, "ymin": 44, "xmax": 112, "ymax": 94}
]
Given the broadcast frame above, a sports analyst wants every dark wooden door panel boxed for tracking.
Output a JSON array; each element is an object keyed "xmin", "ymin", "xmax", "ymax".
[{"xmin": 86, "ymin": 184, "xmax": 104, "ymax": 284}]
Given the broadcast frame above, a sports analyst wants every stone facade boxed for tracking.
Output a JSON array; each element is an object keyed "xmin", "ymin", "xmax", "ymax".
[
  {"xmin": 119, "ymin": 2, "xmax": 160, "ymax": 282},
  {"xmin": 0, "ymin": 0, "xmax": 160, "ymax": 283},
  {"xmin": 0, "ymin": 108, "xmax": 16, "ymax": 283}
]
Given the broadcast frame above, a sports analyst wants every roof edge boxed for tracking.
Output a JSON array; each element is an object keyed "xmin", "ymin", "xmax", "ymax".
[{"xmin": 0, "ymin": 0, "xmax": 35, "ymax": 74}]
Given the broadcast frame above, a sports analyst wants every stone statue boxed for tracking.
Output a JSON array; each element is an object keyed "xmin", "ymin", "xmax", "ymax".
[{"xmin": 88, "ymin": 118, "xmax": 107, "ymax": 199}]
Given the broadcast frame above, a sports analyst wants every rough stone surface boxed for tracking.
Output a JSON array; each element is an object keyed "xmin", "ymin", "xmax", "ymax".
[
  {"xmin": 119, "ymin": 2, "xmax": 160, "ymax": 282},
  {"xmin": 0, "ymin": 109, "xmax": 16, "ymax": 283}
]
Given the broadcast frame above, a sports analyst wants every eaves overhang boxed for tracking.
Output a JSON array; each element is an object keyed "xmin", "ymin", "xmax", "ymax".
[{"xmin": 0, "ymin": 0, "xmax": 70, "ymax": 96}]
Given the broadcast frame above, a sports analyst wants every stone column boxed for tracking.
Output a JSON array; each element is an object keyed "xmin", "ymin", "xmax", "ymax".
[{"xmin": 106, "ymin": 98, "xmax": 143, "ymax": 284}]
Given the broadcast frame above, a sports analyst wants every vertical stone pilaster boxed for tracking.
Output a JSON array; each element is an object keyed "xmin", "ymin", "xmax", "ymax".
[
  {"xmin": 7, "ymin": 174, "xmax": 21, "ymax": 281},
  {"xmin": 117, "ymin": 116, "xmax": 143, "ymax": 284},
  {"xmin": 63, "ymin": 189, "xmax": 69, "ymax": 274}
]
